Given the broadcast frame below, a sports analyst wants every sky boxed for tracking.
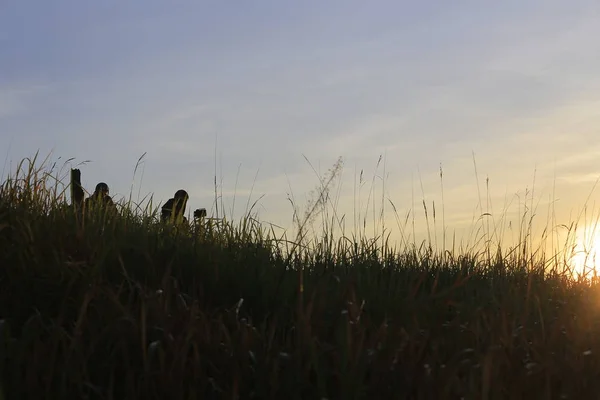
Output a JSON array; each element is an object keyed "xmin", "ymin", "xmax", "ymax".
[{"xmin": 2, "ymin": 1, "xmax": 600, "ymax": 255}]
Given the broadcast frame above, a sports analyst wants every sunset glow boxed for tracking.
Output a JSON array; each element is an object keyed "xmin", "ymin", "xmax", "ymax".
[{"xmin": 568, "ymin": 224, "xmax": 600, "ymax": 280}]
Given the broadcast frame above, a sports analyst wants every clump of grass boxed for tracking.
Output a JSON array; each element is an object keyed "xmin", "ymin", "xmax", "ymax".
[{"xmin": 1, "ymin": 153, "xmax": 600, "ymax": 399}]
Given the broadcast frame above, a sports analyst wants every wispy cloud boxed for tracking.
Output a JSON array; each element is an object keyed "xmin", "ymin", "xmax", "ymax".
[{"xmin": 0, "ymin": 84, "xmax": 52, "ymax": 119}]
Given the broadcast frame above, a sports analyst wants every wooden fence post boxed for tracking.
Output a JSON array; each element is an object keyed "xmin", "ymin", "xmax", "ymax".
[{"xmin": 70, "ymin": 168, "xmax": 84, "ymax": 210}]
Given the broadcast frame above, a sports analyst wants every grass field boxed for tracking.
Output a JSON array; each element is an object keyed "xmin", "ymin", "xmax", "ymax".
[{"xmin": 1, "ymin": 154, "xmax": 600, "ymax": 399}]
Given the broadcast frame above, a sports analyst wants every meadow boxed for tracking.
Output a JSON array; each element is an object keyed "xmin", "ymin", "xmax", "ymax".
[{"xmin": 1, "ymin": 153, "xmax": 600, "ymax": 400}]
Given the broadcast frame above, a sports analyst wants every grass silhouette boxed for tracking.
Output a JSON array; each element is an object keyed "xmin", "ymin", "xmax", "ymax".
[{"xmin": 1, "ymin": 152, "xmax": 600, "ymax": 399}]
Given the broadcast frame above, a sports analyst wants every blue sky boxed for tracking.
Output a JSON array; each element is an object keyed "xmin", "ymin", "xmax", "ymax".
[{"xmin": 2, "ymin": 1, "xmax": 600, "ymax": 249}]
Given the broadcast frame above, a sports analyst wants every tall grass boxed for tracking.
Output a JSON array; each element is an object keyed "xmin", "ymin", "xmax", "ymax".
[{"xmin": 1, "ymin": 153, "xmax": 600, "ymax": 399}]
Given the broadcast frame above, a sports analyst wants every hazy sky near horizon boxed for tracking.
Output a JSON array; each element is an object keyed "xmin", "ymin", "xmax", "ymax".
[{"xmin": 2, "ymin": 1, "xmax": 600, "ymax": 248}]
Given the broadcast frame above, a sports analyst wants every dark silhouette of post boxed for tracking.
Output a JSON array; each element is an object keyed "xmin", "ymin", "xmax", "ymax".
[
  {"xmin": 70, "ymin": 169, "xmax": 84, "ymax": 210},
  {"xmin": 161, "ymin": 189, "xmax": 189, "ymax": 224}
]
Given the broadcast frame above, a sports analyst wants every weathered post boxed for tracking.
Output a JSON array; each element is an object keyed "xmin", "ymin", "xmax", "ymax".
[{"xmin": 70, "ymin": 168, "xmax": 84, "ymax": 211}]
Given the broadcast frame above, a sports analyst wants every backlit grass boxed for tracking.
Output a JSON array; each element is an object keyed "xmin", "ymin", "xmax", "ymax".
[{"xmin": 1, "ymin": 153, "xmax": 600, "ymax": 399}]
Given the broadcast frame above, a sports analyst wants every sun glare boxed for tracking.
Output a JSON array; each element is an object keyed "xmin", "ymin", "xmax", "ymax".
[{"xmin": 568, "ymin": 225, "xmax": 600, "ymax": 280}]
